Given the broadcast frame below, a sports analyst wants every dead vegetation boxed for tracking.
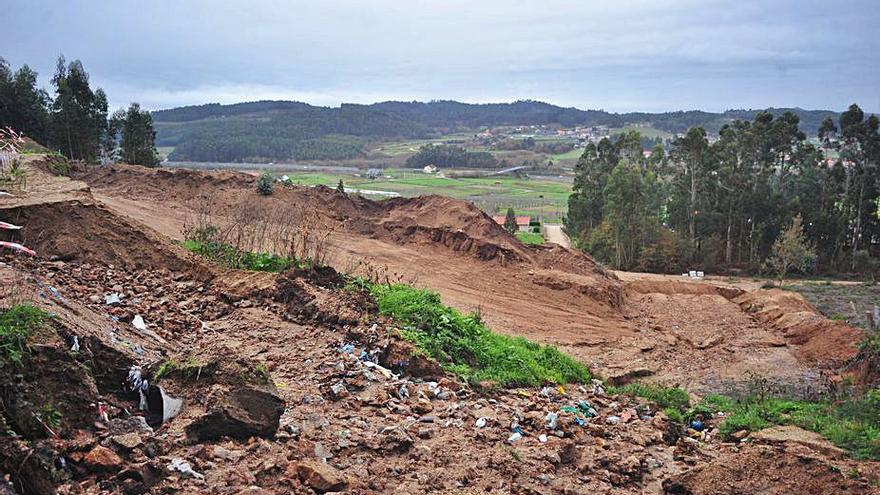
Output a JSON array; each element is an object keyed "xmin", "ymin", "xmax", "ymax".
[{"xmin": 182, "ymin": 195, "xmax": 337, "ymax": 270}]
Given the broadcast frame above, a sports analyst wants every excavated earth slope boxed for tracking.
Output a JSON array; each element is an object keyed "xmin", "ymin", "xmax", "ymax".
[{"xmin": 0, "ymin": 158, "xmax": 875, "ymax": 494}]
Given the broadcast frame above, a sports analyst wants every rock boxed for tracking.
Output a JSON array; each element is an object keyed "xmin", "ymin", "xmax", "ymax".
[
  {"xmin": 212, "ymin": 446, "xmax": 243, "ymax": 462},
  {"xmin": 111, "ymin": 432, "xmax": 143, "ymax": 451},
  {"xmin": 290, "ymin": 461, "xmax": 348, "ymax": 493},
  {"xmin": 750, "ymin": 425, "xmax": 846, "ymax": 458},
  {"xmin": 731, "ymin": 429, "xmax": 750, "ymax": 440},
  {"xmin": 413, "ymin": 398, "xmax": 433, "ymax": 414},
  {"xmin": 329, "ymin": 382, "xmax": 349, "ymax": 400},
  {"xmin": 606, "ymin": 367, "xmax": 654, "ymax": 386},
  {"xmin": 186, "ymin": 386, "xmax": 285, "ymax": 441},
  {"xmin": 559, "ymin": 441, "xmax": 579, "ymax": 465},
  {"xmin": 84, "ymin": 446, "xmax": 123, "ymax": 471},
  {"xmin": 383, "ymin": 428, "xmax": 414, "ymax": 452}
]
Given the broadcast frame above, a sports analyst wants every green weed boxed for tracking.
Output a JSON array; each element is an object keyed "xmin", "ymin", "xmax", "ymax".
[
  {"xmin": 369, "ymin": 283, "xmax": 591, "ymax": 387},
  {"xmin": 0, "ymin": 304, "xmax": 49, "ymax": 367},
  {"xmin": 718, "ymin": 391, "xmax": 880, "ymax": 460},
  {"xmin": 614, "ymin": 382, "xmax": 691, "ymax": 414},
  {"xmin": 182, "ymin": 238, "xmax": 292, "ymax": 273}
]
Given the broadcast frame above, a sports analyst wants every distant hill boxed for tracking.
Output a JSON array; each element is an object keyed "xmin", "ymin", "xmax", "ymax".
[{"xmin": 152, "ymin": 99, "xmax": 840, "ymax": 162}]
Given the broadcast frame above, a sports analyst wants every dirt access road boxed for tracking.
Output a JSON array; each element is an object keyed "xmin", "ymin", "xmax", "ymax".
[
  {"xmin": 72, "ymin": 164, "xmax": 866, "ymax": 395},
  {"xmin": 543, "ymin": 223, "xmax": 571, "ymax": 248}
]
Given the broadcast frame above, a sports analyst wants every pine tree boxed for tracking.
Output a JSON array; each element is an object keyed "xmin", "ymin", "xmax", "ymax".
[
  {"xmin": 336, "ymin": 179, "xmax": 345, "ymax": 193},
  {"xmin": 504, "ymin": 208, "xmax": 517, "ymax": 234},
  {"xmin": 110, "ymin": 103, "xmax": 159, "ymax": 166}
]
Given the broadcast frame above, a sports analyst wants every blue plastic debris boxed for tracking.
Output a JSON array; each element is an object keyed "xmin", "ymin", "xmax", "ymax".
[{"xmin": 689, "ymin": 420, "xmax": 705, "ymax": 432}]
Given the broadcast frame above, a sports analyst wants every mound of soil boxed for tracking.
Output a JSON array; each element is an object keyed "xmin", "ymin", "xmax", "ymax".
[
  {"xmin": 663, "ymin": 441, "xmax": 873, "ymax": 495},
  {"xmin": 735, "ymin": 289, "xmax": 865, "ymax": 367},
  {"xmin": 627, "ymin": 279, "xmax": 744, "ymax": 299},
  {"xmin": 71, "ymin": 163, "xmax": 254, "ymax": 202},
  {"xmin": 0, "ymin": 199, "xmax": 197, "ymax": 272}
]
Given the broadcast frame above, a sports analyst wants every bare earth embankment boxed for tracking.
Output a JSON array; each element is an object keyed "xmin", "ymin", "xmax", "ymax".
[{"xmin": 0, "ymin": 159, "xmax": 874, "ymax": 494}]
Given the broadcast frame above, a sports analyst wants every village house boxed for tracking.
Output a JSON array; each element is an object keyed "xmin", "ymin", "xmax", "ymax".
[{"xmin": 492, "ymin": 215, "xmax": 532, "ymax": 232}]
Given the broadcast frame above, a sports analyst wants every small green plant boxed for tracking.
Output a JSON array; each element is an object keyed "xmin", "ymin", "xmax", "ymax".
[
  {"xmin": 0, "ymin": 304, "xmax": 49, "ymax": 367},
  {"xmin": 257, "ymin": 170, "xmax": 274, "ymax": 195},
  {"xmin": 182, "ymin": 233, "xmax": 292, "ymax": 273},
  {"xmin": 615, "ymin": 383, "xmax": 691, "ymax": 415},
  {"xmin": 370, "ymin": 283, "xmax": 591, "ymax": 387},
  {"xmin": 254, "ymin": 362, "xmax": 269, "ymax": 377},
  {"xmin": 153, "ymin": 357, "xmax": 207, "ymax": 382},
  {"xmin": 830, "ymin": 313, "xmax": 847, "ymax": 321},
  {"xmin": 40, "ymin": 404, "xmax": 62, "ymax": 429},
  {"xmin": 45, "ymin": 153, "xmax": 70, "ymax": 176}
]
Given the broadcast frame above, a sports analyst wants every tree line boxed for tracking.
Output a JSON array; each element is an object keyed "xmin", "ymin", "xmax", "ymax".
[
  {"xmin": 405, "ymin": 144, "xmax": 499, "ymax": 169},
  {"xmin": 151, "ymin": 99, "xmax": 840, "ymax": 163},
  {"xmin": 0, "ymin": 55, "xmax": 159, "ymax": 166},
  {"xmin": 564, "ymin": 105, "xmax": 880, "ymax": 276}
]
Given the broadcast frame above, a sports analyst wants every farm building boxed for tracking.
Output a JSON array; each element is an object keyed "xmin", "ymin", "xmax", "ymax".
[{"xmin": 492, "ymin": 215, "xmax": 531, "ymax": 232}]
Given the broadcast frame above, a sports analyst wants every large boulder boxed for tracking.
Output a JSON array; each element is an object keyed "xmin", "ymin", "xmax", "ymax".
[{"xmin": 186, "ymin": 386, "xmax": 285, "ymax": 441}]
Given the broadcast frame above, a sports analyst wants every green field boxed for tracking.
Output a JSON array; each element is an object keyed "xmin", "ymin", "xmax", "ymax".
[{"xmin": 279, "ymin": 168, "xmax": 572, "ymax": 222}]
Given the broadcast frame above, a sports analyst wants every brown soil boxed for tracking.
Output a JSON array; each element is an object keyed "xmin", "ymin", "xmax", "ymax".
[
  {"xmin": 71, "ymin": 164, "xmax": 868, "ymax": 393},
  {"xmin": 0, "ymin": 158, "xmax": 875, "ymax": 494}
]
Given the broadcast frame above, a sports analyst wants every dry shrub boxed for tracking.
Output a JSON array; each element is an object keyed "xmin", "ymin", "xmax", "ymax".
[
  {"xmin": 182, "ymin": 195, "xmax": 336, "ymax": 269},
  {"xmin": 341, "ymin": 257, "xmax": 418, "ymax": 287}
]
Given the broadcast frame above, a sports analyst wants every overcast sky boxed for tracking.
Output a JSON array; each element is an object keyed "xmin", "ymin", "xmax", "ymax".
[{"xmin": 4, "ymin": 0, "xmax": 879, "ymax": 112}]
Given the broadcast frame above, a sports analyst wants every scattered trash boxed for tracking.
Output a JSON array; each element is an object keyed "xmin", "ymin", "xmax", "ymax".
[
  {"xmin": 507, "ymin": 432, "xmax": 522, "ymax": 443},
  {"xmin": 538, "ymin": 434, "xmax": 548, "ymax": 443},
  {"xmin": 126, "ymin": 366, "xmax": 149, "ymax": 393},
  {"xmin": 475, "ymin": 417, "xmax": 488, "ymax": 428},
  {"xmin": 689, "ymin": 420, "xmax": 705, "ymax": 432},
  {"xmin": 105, "ymin": 292, "xmax": 121, "ymax": 305},
  {"xmin": 168, "ymin": 458, "xmax": 204, "ymax": 480},
  {"xmin": 132, "ymin": 315, "xmax": 147, "ymax": 331},
  {"xmin": 606, "ymin": 415, "xmax": 621, "ymax": 425},
  {"xmin": 363, "ymin": 361, "xmax": 396, "ymax": 379},
  {"xmin": 0, "ymin": 240, "xmax": 35, "ymax": 256},
  {"xmin": 398, "ymin": 384, "xmax": 410, "ymax": 399},
  {"xmin": 97, "ymin": 402, "xmax": 110, "ymax": 423},
  {"xmin": 577, "ymin": 400, "xmax": 598, "ymax": 417},
  {"xmin": 146, "ymin": 385, "xmax": 183, "ymax": 426},
  {"xmin": 545, "ymin": 412, "xmax": 558, "ymax": 430},
  {"xmin": 0, "ymin": 221, "xmax": 22, "ymax": 230},
  {"xmin": 69, "ymin": 335, "xmax": 80, "ymax": 352},
  {"xmin": 339, "ymin": 343, "xmax": 355, "ymax": 354}
]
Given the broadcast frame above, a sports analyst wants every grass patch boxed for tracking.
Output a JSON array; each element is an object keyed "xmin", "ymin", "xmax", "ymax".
[
  {"xmin": 369, "ymin": 283, "xmax": 591, "ymax": 387},
  {"xmin": 613, "ymin": 382, "xmax": 691, "ymax": 414},
  {"xmin": 612, "ymin": 380, "xmax": 880, "ymax": 460},
  {"xmin": 717, "ymin": 391, "xmax": 880, "ymax": 460},
  {"xmin": 0, "ymin": 304, "xmax": 49, "ymax": 367},
  {"xmin": 182, "ymin": 238, "xmax": 291, "ymax": 273},
  {"xmin": 515, "ymin": 231, "xmax": 544, "ymax": 245}
]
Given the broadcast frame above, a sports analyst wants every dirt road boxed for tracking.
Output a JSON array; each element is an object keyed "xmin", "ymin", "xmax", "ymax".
[{"xmin": 543, "ymin": 223, "xmax": 571, "ymax": 248}]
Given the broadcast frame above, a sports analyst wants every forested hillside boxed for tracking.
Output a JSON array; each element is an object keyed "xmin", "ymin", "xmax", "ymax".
[
  {"xmin": 153, "ymin": 100, "xmax": 840, "ymax": 162},
  {"xmin": 564, "ymin": 105, "xmax": 879, "ymax": 276}
]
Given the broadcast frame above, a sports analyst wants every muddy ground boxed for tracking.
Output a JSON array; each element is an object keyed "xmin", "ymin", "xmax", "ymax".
[{"xmin": 0, "ymin": 159, "xmax": 876, "ymax": 494}]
